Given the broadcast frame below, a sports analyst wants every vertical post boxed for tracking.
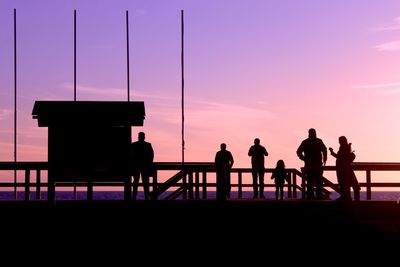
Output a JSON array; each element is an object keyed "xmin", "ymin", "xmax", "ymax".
[
  {"xmin": 152, "ymin": 170, "xmax": 158, "ymax": 200},
  {"xmin": 195, "ymin": 171, "xmax": 200, "ymax": 199},
  {"xmin": 24, "ymin": 169, "xmax": 30, "ymax": 201},
  {"xmin": 180, "ymin": 10, "xmax": 186, "ymax": 198},
  {"xmin": 293, "ymin": 172, "xmax": 297, "ymax": 199},
  {"xmin": 74, "ymin": 9, "xmax": 77, "ymax": 101},
  {"xmin": 366, "ymin": 170, "xmax": 371, "ymax": 200},
  {"xmin": 238, "ymin": 171, "xmax": 242, "ymax": 199},
  {"xmin": 36, "ymin": 169, "xmax": 41, "ymax": 200},
  {"xmin": 202, "ymin": 171, "xmax": 207, "ymax": 199},
  {"xmin": 287, "ymin": 170, "xmax": 292, "ymax": 198},
  {"xmin": 13, "ymin": 9, "xmax": 17, "ymax": 200},
  {"xmin": 126, "ymin": 10, "xmax": 131, "ymax": 102},
  {"xmin": 73, "ymin": 10, "xmax": 77, "ymax": 199}
]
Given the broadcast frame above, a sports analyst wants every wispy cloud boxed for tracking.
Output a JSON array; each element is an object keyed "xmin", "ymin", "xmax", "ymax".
[
  {"xmin": 0, "ymin": 109, "xmax": 13, "ymax": 121},
  {"xmin": 372, "ymin": 17, "xmax": 400, "ymax": 32},
  {"xmin": 61, "ymin": 83, "xmax": 178, "ymax": 102},
  {"xmin": 352, "ymin": 82, "xmax": 400, "ymax": 95},
  {"xmin": 374, "ymin": 40, "xmax": 400, "ymax": 51}
]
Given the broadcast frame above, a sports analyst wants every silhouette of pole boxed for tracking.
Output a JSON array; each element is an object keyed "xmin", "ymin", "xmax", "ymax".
[
  {"xmin": 73, "ymin": 10, "xmax": 77, "ymax": 199},
  {"xmin": 181, "ymin": 10, "xmax": 185, "ymax": 165},
  {"xmin": 13, "ymin": 9, "xmax": 17, "ymax": 199},
  {"xmin": 126, "ymin": 10, "xmax": 131, "ymax": 102},
  {"xmin": 181, "ymin": 10, "xmax": 186, "ymax": 198},
  {"xmin": 74, "ymin": 10, "xmax": 77, "ymax": 101}
]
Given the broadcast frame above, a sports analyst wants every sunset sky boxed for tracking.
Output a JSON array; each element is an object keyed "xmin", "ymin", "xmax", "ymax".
[{"xmin": 1, "ymin": 0, "xmax": 400, "ymax": 185}]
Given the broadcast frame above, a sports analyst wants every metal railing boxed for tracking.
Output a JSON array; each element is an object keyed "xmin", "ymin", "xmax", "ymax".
[{"xmin": 0, "ymin": 161, "xmax": 399, "ymax": 201}]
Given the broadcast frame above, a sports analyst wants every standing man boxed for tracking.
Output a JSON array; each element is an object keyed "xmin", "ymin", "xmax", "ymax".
[
  {"xmin": 248, "ymin": 138, "xmax": 268, "ymax": 199},
  {"xmin": 130, "ymin": 132, "xmax": 154, "ymax": 200},
  {"xmin": 296, "ymin": 128, "xmax": 327, "ymax": 200},
  {"xmin": 215, "ymin": 143, "xmax": 234, "ymax": 200}
]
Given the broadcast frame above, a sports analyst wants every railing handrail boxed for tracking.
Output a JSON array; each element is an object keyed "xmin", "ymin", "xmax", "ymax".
[{"xmin": 1, "ymin": 161, "xmax": 400, "ymax": 201}]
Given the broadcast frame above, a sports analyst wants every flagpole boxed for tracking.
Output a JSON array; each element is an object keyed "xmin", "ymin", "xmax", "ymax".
[
  {"xmin": 13, "ymin": 9, "xmax": 17, "ymax": 199},
  {"xmin": 73, "ymin": 9, "xmax": 77, "ymax": 199},
  {"xmin": 181, "ymin": 10, "xmax": 186, "ymax": 198},
  {"xmin": 126, "ymin": 10, "xmax": 131, "ymax": 102}
]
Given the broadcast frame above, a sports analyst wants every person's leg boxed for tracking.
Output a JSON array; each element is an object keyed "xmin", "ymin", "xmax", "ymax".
[
  {"xmin": 142, "ymin": 171, "xmax": 150, "ymax": 200},
  {"xmin": 132, "ymin": 171, "xmax": 140, "ymax": 200},
  {"xmin": 305, "ymin": 171, "xmax": 315, "ymax": 200},
  {"xmin": 315, "ymin": 166, "xmax": 324, "ymax": 200},
  {"xmin": 251, "ymin": 170, "xmax": 258, "ymax": 198},
  {"xmin": 216, "ymin": 171, "xmax": 225, "ymax": 200},
  {"xmin": 226, "ymin": 171, "xmax": 231, "ymax": 199},
  {"xmin": 275, "ymin": 186, "xmax": 279, "ymax": 200},
  {"xmin": 280, "ymin": 186, "xmax": 284, "ymax": 200},
  {"xmin": 259, "ymin": 170, "xmax": 265, "ymax": 198}
]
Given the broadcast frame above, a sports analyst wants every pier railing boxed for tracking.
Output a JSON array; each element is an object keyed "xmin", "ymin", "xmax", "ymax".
[{"xmin": 0, "ymin": 161, "xmax": 400, "ymax": 201}]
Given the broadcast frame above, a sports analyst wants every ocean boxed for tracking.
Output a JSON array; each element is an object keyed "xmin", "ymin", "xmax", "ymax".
[{"xmin": 1, "ymin": 190, "xmax": 400, "ymax": 201}]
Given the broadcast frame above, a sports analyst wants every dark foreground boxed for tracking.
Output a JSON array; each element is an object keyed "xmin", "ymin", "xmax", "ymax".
[{"xmin": 1, "ymin": 200, "xmax": 399, "ymax": 261}]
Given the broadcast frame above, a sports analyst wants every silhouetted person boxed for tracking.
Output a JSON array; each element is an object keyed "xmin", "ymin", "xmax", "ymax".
[
  {"xmin": 215, "ymin": 143, "xmax": 234, "ymax": 200},
  {"xmin": 248, "ymin": 138, "xmax": 268, "ymax": 198},
  {"xmin": 329, "ymin": 136, "xmax": 360, "ymax": 201},
  {"xmin": 271, "ymin": 159, "xmax": 288, "ymax": 200},
  {"xmin": 296, "ymin": 128, "xmax": 327, "ymax": 200},
  {"xmin": 130, "ymin": 132, "xmax": 154, "ymax": 200}
]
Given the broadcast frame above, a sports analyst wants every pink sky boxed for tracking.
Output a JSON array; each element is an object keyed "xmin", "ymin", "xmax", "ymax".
[{"xmin": 1, "ymin": 0, "xmax": 400, "ymax": 185}]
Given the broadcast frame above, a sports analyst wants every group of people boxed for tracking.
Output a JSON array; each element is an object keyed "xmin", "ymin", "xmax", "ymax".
[
  {"xmin": 215, "ymin": 128, "xmax": 360, "ymax": 201},
  {"xmin": 130, "ymin": 128, "xmax": 361, "ymax": 202}
]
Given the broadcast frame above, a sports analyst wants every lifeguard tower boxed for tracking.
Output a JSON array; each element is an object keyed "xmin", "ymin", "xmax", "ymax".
[{"xmin": 32, "ymin": 101, "xmax": 145, "ymax": 201}]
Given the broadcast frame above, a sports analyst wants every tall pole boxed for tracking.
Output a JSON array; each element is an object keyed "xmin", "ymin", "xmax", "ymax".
[
  {"xmin": 126, "ymin": 10, "xmax": 131, "ymax": 102},
  {"xmin": 74, "ymin": 10, "xmax": 77, "ymax": 101},
  {"xmin": 181, "ymin": 10, "xmax": 186, "ymax": 198},
  {"xmin": 73, "ymin": 10, "xmax": 77, "ymax": 199},
  {"xmin": 13, "ymin": 9, "xmax": 17, "ymax": 199},
  {"xmin": 181, "ymin": 10, "xmax": 185, "ymax": 166}
]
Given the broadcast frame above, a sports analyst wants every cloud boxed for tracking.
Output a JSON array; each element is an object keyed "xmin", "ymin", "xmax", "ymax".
[
  {"xmin": 352, "ymin": 82, "xmax": 400, "ymax": 95},
  {"xmin": 0, "ymin": 109, "xmax": 13, "ymax": 121},
  {"xmin": 60, "ymin": 83, "xmax": 178, "ymax": 102},
  {"xmin": 374, "ymin": 40, "xmax": 400, "ymax": 51},
  {"xmin": 372, "ymin": 17, "xmax": 400, "ymax": 32}
]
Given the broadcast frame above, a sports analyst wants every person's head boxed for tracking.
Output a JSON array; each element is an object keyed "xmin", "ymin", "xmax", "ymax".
[
  {"xmin": 138, "ymin": 132, "xmax": 145, "ymax": 141},
  {"xmin": 277, "ymin": 159, "xmax": 285, "ymax": 169},
  {"xmin": 339, "ymin": 136, "xmax": 348, "ymax": 146},
  {"xmin": 220, "ymin": 143, "xmax": 227, "ymax": 151},
  {"xmin": 254, "ymin": 138, "xmax": 260, "ymax": 145},
  {"xmin": 308, "ymin": 128, "xmax": 316, "ymax": 138}
]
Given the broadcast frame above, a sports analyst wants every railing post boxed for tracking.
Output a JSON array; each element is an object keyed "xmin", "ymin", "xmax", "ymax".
[
  {"xmin": 152, "ymin": 170, "xmax": 158, "ymax": 200},
  {"xmin": 36, "ymin": 169, "xmax": 41, "ymax": 200},
  {"xmin": 287, "ymin": 170, "xmax": 292, "ymax": 198},
  {"xmin": 195, "ymin": 171, "xmax": 200, "ymax": 199},
  {"xmin": 366, "ymin": 169, "xmax": 372, "ymax": 200},
  {"xmin": 188, "ymin": 172, "xmax": 194, "ymax": 199},
  {"xmin": 238, "ymin": 171, "xmax": 242, "ymax": 199},
  {"xmin": 202, "ymin": 171, "xmax": 207, "ymax": 199},
  {"xmin": 293, "ymin": 172, "xmax": 297, "ymax": 199},
  {"xmin": 24, "ymin": 169, "xmax": 30, "ymax": 201},
  {"xmin": 301, "ymin": 169, "xmax": 306, "ymax": 200}
]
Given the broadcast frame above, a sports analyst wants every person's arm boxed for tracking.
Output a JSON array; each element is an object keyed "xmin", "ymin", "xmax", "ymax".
[
  {"xmin": 248, "ymin": 146, "xmax": 253, "ymax": 157},
  {"xmin": 296, "ymin": 143, "xmax": 305, "ymax": 161},
  {"xmin": 229, "ymin": 152, "xmax": 234, "ymax": 168},
  {"xmin": 264, "ymin": 147, "xmax": 268, "ymax": 157},
  {"xmin": 322, "ymin": 142, "xmax": 327, "ymax": 165},
  {"xmin": 329, "ymin": 147, "xmax": 337, "ymax": 158},
  {"xmin": 149, "ymin": 144, "xmax": 154, "ymax": 163}
]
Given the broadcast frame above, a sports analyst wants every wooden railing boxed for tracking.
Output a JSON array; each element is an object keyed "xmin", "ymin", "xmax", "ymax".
[{"xmin": 0, "ymin": 161, "xmax": 400, "ymax": 201}]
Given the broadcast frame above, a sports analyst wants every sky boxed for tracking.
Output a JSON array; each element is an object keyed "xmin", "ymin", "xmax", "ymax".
[{"xmin": 1, "ymin": 0, "xmax": 400, "ymax": 185}]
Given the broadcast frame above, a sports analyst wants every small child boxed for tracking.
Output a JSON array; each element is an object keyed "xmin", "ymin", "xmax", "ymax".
[{"xmin": 271, "ymin": 160, "xmax": 288, "ymax": 200}]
